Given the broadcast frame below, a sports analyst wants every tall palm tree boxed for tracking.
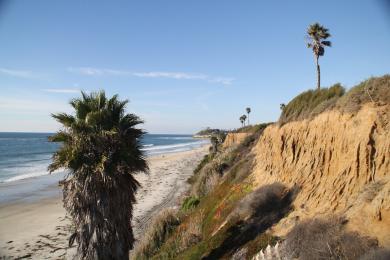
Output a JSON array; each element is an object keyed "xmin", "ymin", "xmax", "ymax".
[
  {"xmin": 246, "ymin": 107, "xmax": 251, "ymax": 125},
  {"xmin": 49, "ymin": 91, "xmax": 148, "ymax": 259},
  {"xmin": 306, "ymin": 23, "xmax": 331, "ymax": 90}
]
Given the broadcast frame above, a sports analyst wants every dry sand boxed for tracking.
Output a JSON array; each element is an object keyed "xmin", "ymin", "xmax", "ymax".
[{"xmin": 0, "ymin": 145, "xmax": 208, "ymax": 259}]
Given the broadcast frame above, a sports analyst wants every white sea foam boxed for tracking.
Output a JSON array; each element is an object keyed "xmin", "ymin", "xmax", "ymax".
[
  {"xmin": 2, "ymin": 166, "xmax": 63, "ymax": 183},
  {"xmin": 156, "ymin": 136, "xmax": 193, "ymax": 140},
  {"xmin": 142, "ymin": 144, "xmax": 154, "ymax": 147},
  {"xmin": 141, "ymin": 140, "xmax": 208, "ymax": 152}
]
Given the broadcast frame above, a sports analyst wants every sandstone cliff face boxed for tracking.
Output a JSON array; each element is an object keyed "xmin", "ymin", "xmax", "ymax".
[
  {"xmin": 251, "ymin": 104, "xmax": 390, "ymax": 246},
  {"xmin": 223, "ymin": 133, "xmax": 251, "ymax": 148}
]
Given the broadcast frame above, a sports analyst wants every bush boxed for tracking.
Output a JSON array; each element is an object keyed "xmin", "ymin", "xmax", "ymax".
[
  {"xmin": 336, "ymin": 75, "xmax": 390, "ymax": 113},
  {"xmin": 194, "ymin": 154, "xmax": 213, "ymax": 175},
  {"xmin": 281, "ymin": 217, "xmax": 378, "ymax": 260},
  {"xmin": 279, "ymin": 83, "xmax": 345, "ymax": 124},
  {"xmin": 191, "ymin": 148, "xmax": 235, "ymax": 197},
  {"xmin": 132, "ymin": 209, "xmax": 180, "ymax": 259},
  {"xmin": 181, "ymin": 196, "xmax": 200, "ymax": 211},
  {"xmin": 187, "ymin": 153, "xmax": 214, "ymax": 185},
  {"xmin": 233, "ymin": 123, "xmax": 270, "ymax": 134},
  {"xmin": 229, "ymin": 183, "xmax": 289, "ymax": 223}
]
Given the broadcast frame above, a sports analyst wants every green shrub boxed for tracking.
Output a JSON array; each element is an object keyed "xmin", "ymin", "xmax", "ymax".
[
  {"xmin": 181, "ymin": 196, "xmax": 200, "ymax": 211},
  {"xmin": 132, "ymin": 209, "xmax": 181, "ymax": 260},
  {"xmin": 279, "ymin": 83, "xmax": 345, "ymax": 124},
  {"xmin": 233, "ymin": 123, "xmax": 270, "ymax": 134}
]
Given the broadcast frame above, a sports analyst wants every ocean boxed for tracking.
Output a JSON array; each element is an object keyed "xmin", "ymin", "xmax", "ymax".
[{"xmin": 0, "ymin": 132, "xmax": 209, "ymax": 184}]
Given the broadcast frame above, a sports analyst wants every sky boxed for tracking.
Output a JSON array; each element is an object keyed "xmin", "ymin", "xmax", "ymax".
[{"xmin": 0, "ymin": 0, "xmax": 389, "ymax": 134}]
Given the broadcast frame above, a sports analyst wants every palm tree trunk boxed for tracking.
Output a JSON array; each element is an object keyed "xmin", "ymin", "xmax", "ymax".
[
  {"xmin": 247, "ymin": 113, "xmax": 250, "ymax": 125},
  {"xmin": 316, "ymin": 55, "xmax": 320, "ymax": 90}
]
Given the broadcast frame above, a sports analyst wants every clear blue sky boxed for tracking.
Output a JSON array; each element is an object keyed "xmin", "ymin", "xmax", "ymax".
[{"xmin": 0, "ymin": 0, "xmax": 389, "ymax": 133}]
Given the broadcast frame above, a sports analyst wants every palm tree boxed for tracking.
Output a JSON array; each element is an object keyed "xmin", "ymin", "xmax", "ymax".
[
  {"xmin": 246, "ymin": 107, "xmax": 251, "ymax": 125},
  {"xmin": 49, "ymin": 91, "xmax": 148, "ymax": 259},
  {"xmin": 239, "ymin": 116, "xmax": 245, "ymax": 127},
  {"xmin": 242, "ymin": 114, "xmax": 247, "ymax": 127},
  {"xmin": 306, "ymin": 23, "xmax": 331, "ymax": 90}
]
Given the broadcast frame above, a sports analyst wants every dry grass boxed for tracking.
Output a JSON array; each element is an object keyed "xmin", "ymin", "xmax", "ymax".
[
  {"xmin": 132, "ymin": 209, "xmax": 180, "ymax": 260},
  {"xmin": 191, "ymin": 148, "xmax": 235, "ymax": 197},
  {"xmin": 178, "ymin": 209, "xmax": 205, "ymax": 251},
  {"xmin": 233, "ymin": 123, "xmax": 271, "ymax": 134},
  {"xmin": 281, "ymin": 217, "xmax": 378, "ymax": 260},
  {"xmin": 336, "ymin": 74, "xmax": 390, "ymax": 113},
  {"xmin": 279, "ymin": 83, "xmax": 345, "ymax": 124},
  {"xmin": 359, "ymin": 248, "xmax": 390, "ymax": 260},
  {"xmin": 279, "ymin": 75, "xmax": 390, "ymax": 125}
]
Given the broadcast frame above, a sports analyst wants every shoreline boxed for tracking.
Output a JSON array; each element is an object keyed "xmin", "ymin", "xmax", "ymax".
[{"xmin": 0, "ymin": 145, "xmax": 209, "ymax": 259}]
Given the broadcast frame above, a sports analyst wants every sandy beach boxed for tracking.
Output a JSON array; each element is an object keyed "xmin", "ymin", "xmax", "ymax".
[{"xmin": 0, "ymin": 145, "xmax": 208, "ymax": 259}]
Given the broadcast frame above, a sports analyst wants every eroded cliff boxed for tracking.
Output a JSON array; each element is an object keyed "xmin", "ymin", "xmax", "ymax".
[
  {"xmin": 251, "ymin": 104, "xmax": 390, "ymax": 246},
  {"xmin": 223, "ymin": 132, "xmax": 251, "ymax": 148}
]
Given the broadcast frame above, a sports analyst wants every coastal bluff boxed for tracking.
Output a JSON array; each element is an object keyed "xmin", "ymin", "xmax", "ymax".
[
  {"xmin": 251, "ymin": 104, "xmax": 390, "ymax": 246},
  {"xmin": 223, "ymin": 132, "xmax": 251, "ymax": 148}
]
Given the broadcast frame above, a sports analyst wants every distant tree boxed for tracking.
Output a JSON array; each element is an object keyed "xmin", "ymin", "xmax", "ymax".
[
  {"xmin": 210, "ymin": 135, "xmax": 219, "ymax": 153},
  {"xmin": 242, "ymin": 114, "xmax": 247, "ymax": 127},
  {"xmin": 280, "ymin": 103, "xmax": 286, "ymax": 110},
  {"xmin": 49, "ymin": 91, "xmax": 148, "ymax": 259},
  {"xmin": 306, "ymin": 23, "xmax": 332, "ymax": 90},
  {"xmin": 239, "ymin": 116, "xmax": 245, "ymax": 127},
  {"xmin": 246, "ymin": 107, "xmax": 251, "ymax": 125}
]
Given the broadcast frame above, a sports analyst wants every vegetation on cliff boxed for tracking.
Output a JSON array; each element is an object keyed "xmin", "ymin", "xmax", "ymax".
[
  {"xmin": 194, "ymin": 128, "xmax": 227, "ymax": 137},
  {"xmin": 279, "ymin": 75, "xmax": 390, "ymax": 124}
]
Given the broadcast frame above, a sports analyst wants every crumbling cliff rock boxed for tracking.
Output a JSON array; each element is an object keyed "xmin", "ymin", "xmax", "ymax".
[
  {"xmin": 223, "ymin": 133, "xmax": 251, "ymax": 148},
  {"xmin": 251, "ymin": 104, "xmax": 390, "ymax": 246}
]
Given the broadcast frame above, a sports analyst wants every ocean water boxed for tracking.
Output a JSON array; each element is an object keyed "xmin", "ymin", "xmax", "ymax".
[{"xmin": 0, "ymin": 132, "xmax": 209, "ymax": 184}]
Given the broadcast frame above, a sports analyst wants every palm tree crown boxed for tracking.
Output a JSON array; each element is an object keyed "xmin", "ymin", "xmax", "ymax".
[
  {"xmin": 241, "ymin": 114, "xmax": 247, "ymax": 127},
  {"xmin": 307, "ymin": 23, "xmax": 331, "ymax": 90},
  {"xmin": 246, "ymin": 107, "xmax": 251, "ymax": 125},
  {"xmin": 49, "ymin": 91, "xmax": 148, "ymax": 259},
  {"xmin": 239, "ymin": 116, "xmax": 245, "ymax": 127}
]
